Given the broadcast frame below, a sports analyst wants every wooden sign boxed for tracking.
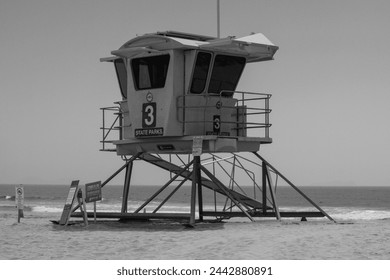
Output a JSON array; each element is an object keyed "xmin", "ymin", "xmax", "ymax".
[
  {"xmin": 85, "ymin": 181, "xmax": 102, "ymax": 223},
  {"xmin": 15, "ymin": 185, "xmax": 24, "ymax": 222},
  {"xmin": 85, "ymin": 181, "xmax": 102, "ymax": 203},
  {"xmin": 59, "ymin": 180, "xmax": 79, "ymax": 225}
]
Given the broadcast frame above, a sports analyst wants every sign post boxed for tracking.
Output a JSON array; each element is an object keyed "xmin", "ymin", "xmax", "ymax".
[
  {"xmin": 59, "ymin": 180, "xmax": 88, "ymax": 226},
  {"xmin": 59, "ymin": 181, "xmax": 79, "ymax": 225},
  {"xmin": 15, "ymin": 185, "xmax": 24, "ymax": 223},
  {"xmin": 85, "ymin": 181, "xmax": 102, "ymax": 223},
  {"xmin": 76, "ymin": 187, "xmax": 89, "ymax": 226}
]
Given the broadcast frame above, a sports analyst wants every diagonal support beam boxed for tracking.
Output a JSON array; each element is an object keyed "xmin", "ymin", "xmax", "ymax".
[
  {"xmin": 101, "ymin": 152, "xmax": 142, "ymax": 188},
  {"xmin": 264, "ymin": 164, "xmax": 281, "ymax": 220},
  {"xmin": 201, "ymin": 165, "xmax": 255, "ymax": 222},
  {"xmin": 71, "ymin": 153, "xmax": 143, "ymax": 214},
  {"xmin": 134, "ymin": 159, "xmax": 194, "ymax": 213},
  {"xmin": 140, "ymin": 153, "xmax": 266, "ymax": 210},
  {"xmin": 254, "ymin": 152, "xmax": 336, "ymax": 223},
  {"xmin": 153, "ymin": 172, "xmax": 193, "ymax": 213}
]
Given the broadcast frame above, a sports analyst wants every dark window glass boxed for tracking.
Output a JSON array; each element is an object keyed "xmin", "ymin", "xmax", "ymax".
[
  {"xmin": 208, "ymin": 55, "xmax": 246, "ymax": 95},
  {"xmin": 190, "ymin": 52, "xmax": 212, "ymax": 94},
  {"xmin": 114, "ymin": 59, "xmax": 127, "ymax": 98},
  {"xmin": 131, "ymin": 54, "xmax": 170, "ymax": 90}
]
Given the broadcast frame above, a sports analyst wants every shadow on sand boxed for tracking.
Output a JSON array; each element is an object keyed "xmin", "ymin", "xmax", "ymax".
[{"xmin": 50, "ymin": 219, "xmax": 225, "ymax": 232}]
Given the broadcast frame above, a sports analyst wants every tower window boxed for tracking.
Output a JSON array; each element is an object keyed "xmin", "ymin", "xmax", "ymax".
[
  {"xmin": 190, "ymin": 52, "xmax": 212, "ymax": 94},
  {"xmin": 131, "ymin": 54, "xmax": 170, "ymax": 90},
  {"xmin": 208, "ymin": 55, "xmax": 246, "ymax": 95},
  {"xmin": 114, "ymin": 59, "xmax": 127, "ymax": 98}
]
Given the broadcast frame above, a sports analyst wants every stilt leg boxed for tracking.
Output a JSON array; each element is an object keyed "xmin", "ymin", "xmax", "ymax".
[
  {"xmin": 121, "ymin": 161, "xmax": 133, "ymax": 213},
  {"xmin": 265, "ymin": 165, "xmax": 281, "ymax": 220},
  {"xmin": 196, "ymin": 156, "xmax": 203, "ymax": 222},
  {"xmin": 190, "ymin": 156, "xmax": 199, "ymax": 225},
  {"xmin": 254, "ymin": 152, "xmax": 336, "ymax": 223},
  {"xmin": 262, "ymin": 163, "xmax": 267, "ymax": 214}
]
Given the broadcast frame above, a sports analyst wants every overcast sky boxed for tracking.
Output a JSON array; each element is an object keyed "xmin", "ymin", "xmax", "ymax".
[{"xmin": 1, "ymin": 0, "xmax": 390, "ymax": 186}]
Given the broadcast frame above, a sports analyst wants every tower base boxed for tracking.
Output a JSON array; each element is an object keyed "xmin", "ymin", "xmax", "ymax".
[{"xmin": 67, "ymin": 151, "xmax": 335, "ymax": 226}]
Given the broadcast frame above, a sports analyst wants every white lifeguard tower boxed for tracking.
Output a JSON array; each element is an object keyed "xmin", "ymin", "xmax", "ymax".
[
  {"xmin": 73, "ymin": 31, "xmax": 334, "ymax": 225},
  {"xmin": 100, "ymin": 31, "xmax": 276, "ymax": 154}
]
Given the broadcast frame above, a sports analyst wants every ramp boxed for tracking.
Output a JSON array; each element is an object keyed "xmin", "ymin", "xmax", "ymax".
[{"xmin": 139, "ymin": 153, "xmax": 270, "ymax": 211}]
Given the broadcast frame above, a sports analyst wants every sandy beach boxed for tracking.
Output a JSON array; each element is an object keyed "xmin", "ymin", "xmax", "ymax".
[{"xmin": 1, "ymin": 210, "xmax": 389, "ymax": 260}]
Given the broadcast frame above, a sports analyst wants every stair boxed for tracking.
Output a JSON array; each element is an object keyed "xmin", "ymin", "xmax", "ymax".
[{"xmin": 139, "ymin": 153, "xmax": 269, "ymax": 210}]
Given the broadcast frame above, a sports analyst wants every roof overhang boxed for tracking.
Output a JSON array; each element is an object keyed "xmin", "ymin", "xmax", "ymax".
[
  {"xmin": 100, "ymin": 56, "xmax": 118, "ymax": 62},
  {"xmin": 200, "ymin": 33, "xmax": 279, "ymax": 62},
  {"xmin": 101, "ymin": 31, "xmax": 278, "ymax": 62}
]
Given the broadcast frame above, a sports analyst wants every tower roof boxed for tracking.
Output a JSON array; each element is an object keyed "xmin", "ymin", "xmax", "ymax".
[{"xmin": 101, "ymin": 31, "xmax": 278, "ymax": 63}]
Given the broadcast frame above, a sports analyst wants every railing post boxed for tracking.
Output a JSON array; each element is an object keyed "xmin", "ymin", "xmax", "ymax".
[
  {"xmin": 118, "ymin": 110, "xmax": 123, "ymax": 140},
  {"xmin": 102, "ymin": 108, "xmax": 105, "ymax": 151},
  {"xmin": 265, "ymin": 95, "xmax": 270, "ymax": 139}
]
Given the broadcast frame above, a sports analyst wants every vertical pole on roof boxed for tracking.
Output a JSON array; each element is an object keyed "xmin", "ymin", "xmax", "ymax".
[{"xmin": 217, "ymin": 0, "xmax": 220, "ymax": 38}]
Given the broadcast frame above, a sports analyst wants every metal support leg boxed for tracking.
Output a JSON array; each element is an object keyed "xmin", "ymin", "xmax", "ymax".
[
  {"xmin": 262, "ymin": 163, "xmax": 267, "ymax": 214},
  {"xmin": 190, "ymin": 156, "xmax": 200, "ymax": 225},
  {"xmin": 101, "ymin": 152, "xmax": 141, "ymax": 188},
  {"xmin": 135, "ymin": 159, "xmax": 194, "ymax": 213},
  {"xmin": 254, "ymin": 152, "xmax": 336, "ymax": 223},
  {"xmin": 265, "ymin": 164, "xmax": 281, "ymax": 220},
  {"xmin": 153, "ymin": 173, "xmax": 192, "ymax": 213},
  {"xmin": 201, "ymin": 165, "xmax": 255, "ymax": 222},
  {"xmin": 196, "ymin": 156, "xmax": 203, "ymax": 222},
  {"xmin": 121, "ymin": 161, "xmax": 133, "ymax": 213}
]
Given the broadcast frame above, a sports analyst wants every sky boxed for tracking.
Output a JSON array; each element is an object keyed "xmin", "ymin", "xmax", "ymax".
[{"xmin": 1, "ymin": 0, "xmax": 390, "ymax": 187}]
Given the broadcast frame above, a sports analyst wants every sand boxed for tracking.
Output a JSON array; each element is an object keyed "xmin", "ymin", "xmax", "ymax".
[{"xmin": 1, "ymin": 211, "xmax": 389, "ymax": 260}]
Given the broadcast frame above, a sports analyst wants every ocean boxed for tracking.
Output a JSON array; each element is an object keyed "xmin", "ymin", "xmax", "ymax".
[
  {"xmin": 1, "ymin": 184, "xmax": 390, "ymax": 260},
  {"xmin": 1, "ymin": 184, "xmax": 390, "ymax": 222}
]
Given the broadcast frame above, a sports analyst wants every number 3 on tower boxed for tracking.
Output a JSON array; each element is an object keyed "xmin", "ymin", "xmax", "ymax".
[{"xmin": 142, "ymin": 102, "xmax": 156, "ymax": 128}]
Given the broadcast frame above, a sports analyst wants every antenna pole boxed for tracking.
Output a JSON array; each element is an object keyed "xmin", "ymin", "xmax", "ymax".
[{"xmin": 217, "ymin": 0, "xmax": 220, "ymax": 38}]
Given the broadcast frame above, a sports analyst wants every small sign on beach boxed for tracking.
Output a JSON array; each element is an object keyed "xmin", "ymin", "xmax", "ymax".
[
  {"xmin": 15, "ymin": 186, "xmax": 24, "ymax": 209},
  {"xmin": 192, "ymin": 136, "xmax": 203, "ymax": 156},
  {"xmin": 58, "ymin": 180, "xmax": 89, "ymax": 226},
  {"xmin": 85, "ymin": 181, "xmax": 102, "ymax": 203},
  {"xmin": 15, "ymin": 185, "xmax": 24, "ymax": 222},
  {"xmin": 85, "ymin": 181, "xmax": 102, "ymax": 223},
  {"xmin": 59, "ymin": 180, "xmax": 80, "ymax": 225}
]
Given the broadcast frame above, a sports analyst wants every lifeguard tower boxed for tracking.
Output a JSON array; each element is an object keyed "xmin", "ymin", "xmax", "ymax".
[{"xmin": 75, "ymin": 31, "xmax": 334, "ymax": 225}]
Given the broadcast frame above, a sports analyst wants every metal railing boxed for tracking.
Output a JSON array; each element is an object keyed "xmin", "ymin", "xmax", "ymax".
[
  {"xmin": 100, "ymin": 105, "xmax": 122, "ymax": 152},
  {"xmin": 225, "ymin": 90, "xmax": 271, "ymax": 138},
  {"xmin": 177, "ymin": 91, "xmax": 271, "ymax": 138},
  {"xmin": 100, "ymin": 91, "xmax": 271, "ymax": 151}
]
